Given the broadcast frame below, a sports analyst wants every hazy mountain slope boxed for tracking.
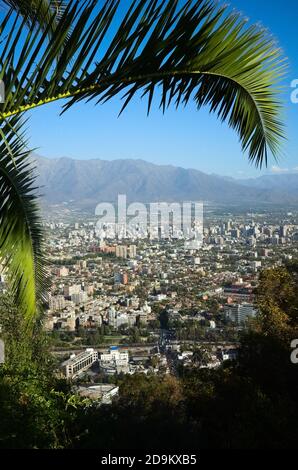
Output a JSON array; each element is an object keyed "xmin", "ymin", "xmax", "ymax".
[
  {"xmin": 239, "ymin": 173, "xmax": 298, "ymax": 193},
  {"xmin": 33, "ymin": 155, "xmax": 298, "ymax": 207}
]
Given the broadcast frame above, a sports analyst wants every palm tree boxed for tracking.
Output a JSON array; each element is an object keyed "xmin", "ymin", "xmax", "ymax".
[
  {"xmin": 0, "ymin": 0, "xmax": 286, "ymax": 324},
  {"xmin": 1, "ymin": 1, "xmax": 67, "ymax": 28}
]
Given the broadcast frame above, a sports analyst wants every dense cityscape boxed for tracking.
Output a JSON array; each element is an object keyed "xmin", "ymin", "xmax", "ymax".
[{"xmin": 30, "ymin": 207, "xmax": 298, "ymax": 405}]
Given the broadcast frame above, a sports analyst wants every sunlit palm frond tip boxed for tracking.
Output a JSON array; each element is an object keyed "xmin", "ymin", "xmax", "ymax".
[{"xmin": 0, "ymin": 0, "xmax": 286, "ymax": 168}]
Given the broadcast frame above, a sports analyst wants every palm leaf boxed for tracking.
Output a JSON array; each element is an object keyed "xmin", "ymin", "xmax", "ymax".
[
  {"xmin": 0, "ymin": 114, "xmax": 47, "ymax": 324},
  {"xmin": 1, "ymin": 0, "xmax": 69, "ymax": 28},
  {"xmin": 0, "ymin": 0, "xmax": 286, "ymax": 167}
]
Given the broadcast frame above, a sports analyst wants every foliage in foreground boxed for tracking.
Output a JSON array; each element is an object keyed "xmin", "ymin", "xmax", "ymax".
[
  {"xmin": 0, "ymin": 296, "xmax": 82, "ymax": 448},
  {"xmin": 1, "ymin": 265, "xmax": 298, "ymax": 449},
  {"xmin": 71, "ymin": 265, "xmax": 298, "ymax": 449}
]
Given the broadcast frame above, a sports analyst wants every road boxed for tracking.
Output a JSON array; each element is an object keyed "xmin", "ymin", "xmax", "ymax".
[
  {"xmin": 51, "ymin": 344, "xmax": 156, "ymax": 357},
  {"xmin": 159, "ymin": 329, "xmax": 178, "ymax": 376}
]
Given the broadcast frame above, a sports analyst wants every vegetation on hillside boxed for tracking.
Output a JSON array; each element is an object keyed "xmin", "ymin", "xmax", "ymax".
[{"xmin": 0, "ymin": 265, "xmax": 298, "ymax": 449}]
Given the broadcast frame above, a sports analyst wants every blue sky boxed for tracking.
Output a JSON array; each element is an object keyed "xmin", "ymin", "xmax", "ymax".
[{"xmin": 28, "ymin": 0, "xmax": 298, "ymax": 178}]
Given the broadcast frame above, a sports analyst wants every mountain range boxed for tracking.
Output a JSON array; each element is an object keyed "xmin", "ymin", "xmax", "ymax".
[{"xmin": 33, "ymin": 155, "xmax": 298, "ymax": 208}]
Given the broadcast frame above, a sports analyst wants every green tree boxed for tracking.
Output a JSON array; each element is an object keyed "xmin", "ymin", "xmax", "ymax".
[
  {"xmin": 192, "ymin": 348, "xmax": 211, "ymax": 367},
  {"xmin": 159, "ymin": 309, "xmax": 169, "ymax": 329},
  {"xmin": 0, "ymin": 294, "xmax": 84, "ymax": 449}
]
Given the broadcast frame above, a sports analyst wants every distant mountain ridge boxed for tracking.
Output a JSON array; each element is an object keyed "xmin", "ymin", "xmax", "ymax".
[
  {"xmin": 238, "ymin": 173, "xmax": 298, "ymax": 192},
  {"xmin": 33, "ymin": 155, "xmax": 298, "ymax": 207}
]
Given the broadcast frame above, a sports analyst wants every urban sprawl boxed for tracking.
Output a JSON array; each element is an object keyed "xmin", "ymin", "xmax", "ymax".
[{"xmin": 5, "ymin": 208, "xmax": 295, "ymax": 405}]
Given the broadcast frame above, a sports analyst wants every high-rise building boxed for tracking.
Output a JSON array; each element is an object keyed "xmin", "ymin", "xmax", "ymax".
[
  {"xmin": 231, "ymin": 229, "xmax": 240, "ymax": 239},
  {"xmin": 108, "ymin": 307, "xmax": 117, "ymax": 328},
  {"xmin": 251, "ymin": 260, "xmax": 262, "ymax": 271},
  {"xmin": 114, "ymin": 272, "xmax": 128, "ymax": 285},
  {"xmin": 128, "ymin": 244, "xmax": 137, "ymax": 258},
  {"xmin": 270, "ymin": 235, "xmax": 279, "ymax": 246},
  {"xmin": 116, "ymin": 245, "xmax": 128, "ymax": 258},
  {"xmin": 224, "ymin": 303, "xmax": 256, "ymax": 325},
  {"xmin": 263, "ymin": 227, "xmax": 273, "ymax": 237},
  {"xmin": 49, "ymin": 295, "xmax": 66, "ymax": 311},
  {"xmin": 280, "ymin": 225, "xmax": 288, "ymax": 238},
  {"xmin": 71, "ymin": 291, "xmax": 88, "ymax": 305},
  {"xmin": 122, "ymin": 272, "xmax": 128, "ymax": 285}
]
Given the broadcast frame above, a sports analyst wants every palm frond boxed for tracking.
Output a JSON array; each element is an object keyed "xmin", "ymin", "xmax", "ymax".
[
  {"xmin": 0, "ymin": 0, "xmax": 286, "ymax": 167},
  {"xmin": 0, "ymin": 115, "xmax": 47, "ymax": 324},
  {"xmin": 1, "ymin": 0, "xmax": 69, "ymax": 28}
]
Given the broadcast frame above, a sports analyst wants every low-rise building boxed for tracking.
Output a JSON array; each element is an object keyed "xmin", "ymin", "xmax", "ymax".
[
  {"xmin": 76, "ymin": 384, "xmax": 119, "ymax": 404},
  {"xmin": 100, "ymin": 346, "xmax": 129, "ymax": 374},
  {"xmin": 63, "ymin": 348, "xmax": 98, "ymax": 379}
]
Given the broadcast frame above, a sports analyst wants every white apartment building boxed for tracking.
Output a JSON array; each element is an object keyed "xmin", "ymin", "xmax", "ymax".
[
  {"xmin": 128, "ymin": 244, "xmax": 137, "ymax": 258},
  {"xmin": 63, "ymin": 348, "xmax": 98, "ymax": 379},
  {"xmin": 100, "ymin": 347, "xmax": 129, "ymax": 366},
  {"xmin": 49, "ymin": 294, "xmax": 66, "ymax": 311},
  {"xmin": 116, "ymin": 245, "xmax": 128, "ymax": 259},
  {"xmin": 224, "ymin": 303, "xmax": 257, "ymax": 325},
  {"xmin": 71, "ymin": 291, "xmax": 88, "ymax": 305},
  {"xmin": 64, "ymin": 284, "xmax": 81, "ymax": 297},
  {"xmin": 108, "ymin": 307, "xmax": 117, "ymax": 328}
]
